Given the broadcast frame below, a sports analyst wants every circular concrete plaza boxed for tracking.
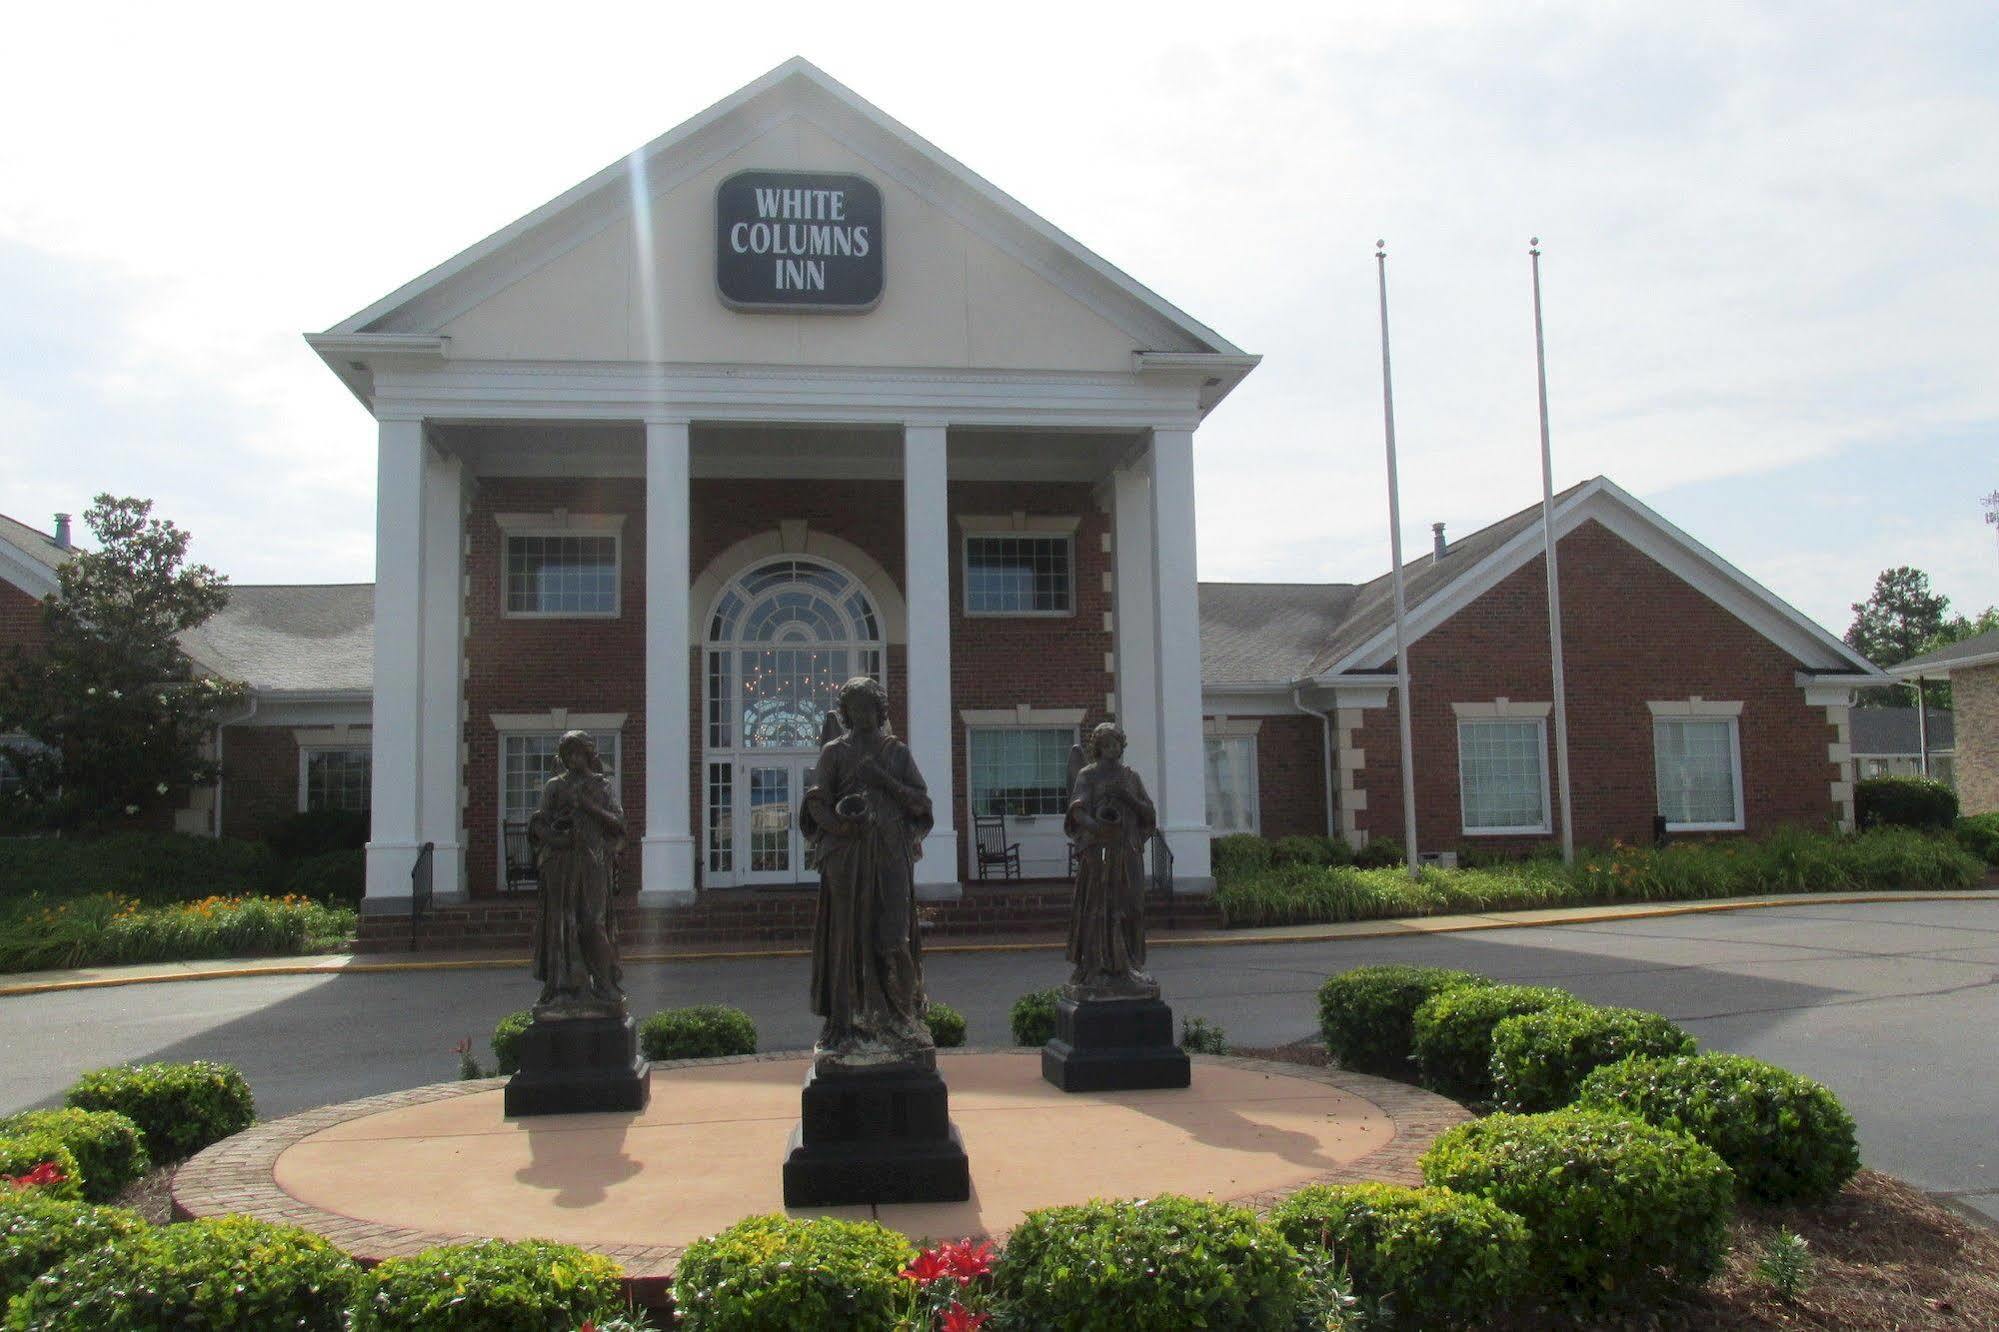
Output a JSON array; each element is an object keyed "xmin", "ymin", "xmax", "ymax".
[{"xmin": 173, "ymin": 1049, "xmax": 1469, "ymax": 1294}]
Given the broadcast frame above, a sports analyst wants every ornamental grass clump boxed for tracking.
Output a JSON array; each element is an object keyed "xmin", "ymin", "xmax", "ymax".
[
  {"xmin": 1420, "ymin": 1109, "xmax": 1734, "ymax": 1312},
  {"xmin": 1489, "ymin": 1005, "xmax": 1696, "ymax": 1112},
  {"xmin": 672, "ymin": 1214, "xmax": 914, "ymax": 1330},
  {"xmin": 1957, "ymin": 812, "xmax": 1999, "ymax": 865},
  {"xmin": 1577, "ymin": 1052, "xmax": 1861, "ymax": 1204},
  {"xmin": 924, "ymin": 1001, "xmax": 967, "ymax": 1047},
  {"xmin": 1316, "ymin": 964, "xmax": 1495, "ymax": 1076},
  {"xmin": 638, "ymin": 1004, "xmax": 758, "ymax": 1060},
  {"xmin": 0, "ymin": 1191, "xmax": 146, "ymax": 1307},
  {"xmin": 0, "ymin": 1109, "xmax": 147, "ymax": 1203},
  {"xmin": 991, "ymin": 1195, "xmax": 1301, "ymax": 1331},
  {"xmin": 4, "ymin": 1214, "xmax": 358, "ymax": 1331},
  {"xmin": 349, "ymin": 1238, "xmax": 624, "ymax": 1331},
  {"xmin": 0, "ymin": 892, "xmax": 354, "ymax": 973},
  {"xmin": 1270, "ymin": 1182, "xmax": 1530, "ymax": 1329},
  {"xmin": 64, "ymin": 1060, "xmax": 255, "ymax": 1163},
  {"xmin": 1410, "ymin": 984, "xmax": 1582, "ymax": 1104}
]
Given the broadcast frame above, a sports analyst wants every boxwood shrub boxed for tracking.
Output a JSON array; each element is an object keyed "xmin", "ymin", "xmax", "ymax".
[
  {"xmin": 1270, "ymin": 1182, "xmax": 1530, "ymax": 1329},
  {"xmin": 1270, "ymin": 834, "xmax": 1353, "ymax": 868},
  {"xmin": 0, "ymin": 1109, "xmax": 148, "ymax": 1203},
  {"xmin": 638, "ymin": 1004, "xmax": 758, "ymax": 1060},
  {"xmin": 0, "ymin": 1137, "xmax": 81, "ymax": 1202},
  {"xmin": 490, "ymin": 1009, "xmax": 533, "ymax": 1075},
  {"xmin": 0, "ymin": 1192, "xmax": 146, "ymax": 1307},
  {"xmin": 672, "ymin": 1214, "xmax": 913, "ymax": 1330},
  {"xmin": 0, "ymin": 833, "xmax": 277, "ymax": 906},
  {"xmin": 1577, "ymin": 1052, "xmax": 1861, "ymax": 1204},
  {"xmin": 350, "ymin": 1238, "xmax": 624, "ymax": 1331},
  {"xmin": 924, "ymin": 1001, "xmax": 967, "ymax": 1047},
  {"xmin": 1317, "ymin": 964, "xmax": 1495, "ymax": 1076},
  {"xmin": 1209, "ymin": 833, "xmax": 1272, "ymax": 888},
  {"xmin": 1489, "ymin": 1005, "xmax": 1695, "ymax": 1112},
  {"xmin": 1411, "ymin": 984, "xmax": 1582, "ymax": 1103},
  {"xmin": 1958, "ymin": 812, "xmax": 1999, "ymax": 866},
  {"xmin": 1421, "ymin": 1108, "xmax": 1734, "ymax": 1310},
  {"xmin": 992, "ymin": 1195, "xmax": 1300, "ymax": 1330},
  {"xmin": 4, "ymin": 1214, "xmax": 358, "ymax": 1331},
  {"xmin": 279, "ymin": 849, "xmax": 365, "ymax": 907},
  {"xmin": 64, "ymin": 1061, "xmax": 255, "ymax": 1163},
  {"xmin": 1010, "ymin": 987, "xmax": 1061, "ymax": 1046},
  {"xmin": 1856, "ymin": 775, "xmax": 1959, "ymax": 831}
]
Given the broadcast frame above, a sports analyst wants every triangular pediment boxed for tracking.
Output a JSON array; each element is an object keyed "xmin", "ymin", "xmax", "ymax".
[{"xmin": 321, "ymin": 58, "xmax": 1244, "ymax": 380}]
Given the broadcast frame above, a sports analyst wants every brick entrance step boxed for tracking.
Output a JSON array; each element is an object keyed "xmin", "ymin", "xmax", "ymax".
[{"xmin": 355, "ymin": 883, "xmax": 1222, "ymax": 953}]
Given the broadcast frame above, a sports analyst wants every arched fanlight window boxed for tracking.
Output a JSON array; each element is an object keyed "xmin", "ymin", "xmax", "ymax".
[{"xmin": 704, "ymin": 558, "xmax": 883, "ymax": 751}]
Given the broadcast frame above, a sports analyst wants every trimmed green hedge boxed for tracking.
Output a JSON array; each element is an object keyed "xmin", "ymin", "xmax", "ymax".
[
  {"xmin": 4, "ymin": 1215, "xmax": 358, "ymax": 1331},
  {"xmin": 350, "ymin": 1238, "xmax": 624, "ymax": 1330},
  {"xmin": 0, "ymin": 1138, "xmax": 81, "ymax": 1202},
  {"xmin": 1270, "ymin": 834, "xmax": 1352, "ymax": 868},
  {"xmin": 490, "ymin": 1009, "xmax": 533, "ymax": 1076},
  {"xmin": 672, "ymin": 1214, "xmax": 913, "ymax": 1331},
  {"xmin": 1421, "ymin": 1109, "xmax": 1734, "ymax": 1311},
  {"xmin": 0, "ymin": 1109, "xmax": 148, "ymax": 1203},
  {"xmin": 1411, "ymin": 984, "xmax": 1582, "ymax": 1103},
  {"xmin": 1958, "ymin": 812, "xmax": 1999, "ymax": 866},
  {"xmin": 1489, "ymin": 1005, "xmax": 1695, "ymax": 1112},
  {"xmin": 1010, "ymin": 988, "xmax": 1060, "ymax": 1046},
  {"xmin": 924, "ymin": 1001, "xmax": 967, "ymax": 1047},
  {"xmin": 1857, "ymin": 775, "xmax": 1958, "ymax": 831},
  {"xmin": 1317, "ymin": 965, "xmax": 1495, "ymax": 1076},
  {"xmin": 639, "ymin": 1005, "xmax": 758, "ymax": 1060},
  {"xmin": 993, "ymin": 1195, "xmax": 1300, "ymax": 1330},
  {"xmin": 0, "ymin": 1192, "xmax": 146, "ymax": 1308},
  {"xmin": 1210, "ymin": 833, "xmax": 1272, "ymax": 889},
  {"xmin": 0, "ymin": 833, "xmax": 276, "ymax": 906},
  {"xmin": 1270, "ymin": 1182, "xmax": 1530, "ymax": 1329},
  {"xmin": 1577, "ymin": 1052, "xmax": 1861, "ymax": 1205},
  {"xmin": 65, "ymin": 1060, "xmax": 255, "ymax": 1163}
]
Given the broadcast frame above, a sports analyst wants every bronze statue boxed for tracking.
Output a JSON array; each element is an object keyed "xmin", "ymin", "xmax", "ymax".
[
  {"xmin": 799, "ymin": 676, "xmax": 936, "ymax": 1067},
  {"xmin": 527, "ymin": 730, "xmax": 628, "ymax": 1017},
  {"xmin": 1063, "ymin": 721, "xmax": 1159, "ymax": 999}
]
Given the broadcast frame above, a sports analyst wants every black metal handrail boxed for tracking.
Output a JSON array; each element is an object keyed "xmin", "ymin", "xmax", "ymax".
[{"xmin": 410, "ymin": 841, "xmax": 435, "ymax": 953}]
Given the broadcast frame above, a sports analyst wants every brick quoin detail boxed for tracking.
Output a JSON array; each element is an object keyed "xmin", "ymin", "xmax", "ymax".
[
  {"xmin": 1351, "ymin": 520, "xmax": 1840, "ymax": 850},
  {"xmin": 1954, "ymin": 664, "xmax": 1999, "ymax": 816}
]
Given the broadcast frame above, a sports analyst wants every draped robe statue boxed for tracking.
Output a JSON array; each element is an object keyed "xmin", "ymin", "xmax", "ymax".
[
  {"xmin": 1063, "ymin": 722, "xmax": 1160, "ymax": 1000},
  {"xmin": 527, "ymin": 730, "xmax": 628, "ymax": 1017},
  {"xmin": 799, "ymin": 677, "xmax": 937, "ymax": 1067}
]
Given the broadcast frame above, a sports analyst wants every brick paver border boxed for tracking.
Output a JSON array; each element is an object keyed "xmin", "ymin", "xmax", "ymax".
[{"xmin": 171, "ymin": 1049, "xmax": 1470, "ymax": 1302}]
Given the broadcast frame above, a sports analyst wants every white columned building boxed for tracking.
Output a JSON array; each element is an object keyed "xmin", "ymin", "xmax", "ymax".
[{"xmin": 321, "ymin": 59, "xmax": 1256, "ymax": 912}]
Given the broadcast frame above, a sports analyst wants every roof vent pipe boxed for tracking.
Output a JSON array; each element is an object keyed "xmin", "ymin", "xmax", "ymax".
[
  {"xmin": 52, "ymin": 514, "xmax": 71, "ymax": 550},
  {"xmin": 1431, "ymin": 522, "xmax": 1446, "ymax": 559}
]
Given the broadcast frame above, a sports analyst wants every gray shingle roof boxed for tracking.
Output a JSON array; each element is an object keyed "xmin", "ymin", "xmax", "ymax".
[
  {"xmin": 1198, "ymin": 583, "xmax": 1361, "ymax": 686},
  {"xmin": 0, "ymin": 514, "xmax": 70, "ymax": 571},
  {"xmin": 1890, "ymin": 627, "xmax": 1999, "ymax": 675},
  {"xmin": 1848, "ymin": 705, "xmax": 1955, "ymax": 755},
  {"xmin": 179, "ymin": 584, "xmax": 374, "ymax": 694}
]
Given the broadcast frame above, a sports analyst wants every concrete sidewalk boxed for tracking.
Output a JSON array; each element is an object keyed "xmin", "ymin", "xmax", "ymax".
[{"xmin": 6, "ymin": 887, "xmax": 1995, "ymax": 998}]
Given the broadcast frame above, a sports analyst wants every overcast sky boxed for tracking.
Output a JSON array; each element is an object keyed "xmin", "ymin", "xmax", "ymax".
[{"xmin": 3, "ymin": 2, "xmax": 1994, "ymax": 640}]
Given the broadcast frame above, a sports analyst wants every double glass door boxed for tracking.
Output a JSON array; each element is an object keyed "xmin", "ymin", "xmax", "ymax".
[{"xmin": 736, "ymin": 753, "xmax": 818, "ymax": 885}]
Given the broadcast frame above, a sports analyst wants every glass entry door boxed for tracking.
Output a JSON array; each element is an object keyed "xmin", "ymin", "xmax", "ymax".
[{"xmin": 737, "ymin": 756, "xmax": 816, "ymax": 885}]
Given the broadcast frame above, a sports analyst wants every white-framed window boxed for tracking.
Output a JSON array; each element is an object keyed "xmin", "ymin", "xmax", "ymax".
[
  {"xmin": 503, "ymin": 531, "xmax": 620, "ymax": 617},
  {"xmin": 963, "ymin": 533, "xmax": 1074, "ymax": 616},
  {"xmin": 1456, "ymin": 718, "xmax": 1550, "ymax": 834},
  {"xmin": 299, "ymin": 747, "xmax": 371, "ymax": 813},
  {"xmin": 500, "ymin": 731, "xmax": 624, "ymax": 827},
  {"xmin": 1651, "ymin": 708, "xmax": 1744, "ymax": 831},
  {"xmin": 967, "ymin": 727, "xmax": 1075, "ymax": 817},
  {"xmin": 1203, "ymin": 724, "xmax": 1260, "ymax": 835}
]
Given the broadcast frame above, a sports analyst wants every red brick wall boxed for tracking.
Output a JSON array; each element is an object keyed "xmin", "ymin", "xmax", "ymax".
[
  {"xmin": 1351, "ymin": 520, "xmax": 1839, "ymax": 851},
  {"xmin": 1241, "ymin": 713, "xmax": 1330, "ymax": 838},
  {"xmin": 460, "ymin": 476, "xmax": 1107, "ymax": 894},
  {"xmin": 220, "ymin": 725, "xmax": 299, "ymax": 841},
  {"xmin": 0, "ymin": 579, "xmax": 47, "ymax": 653}
]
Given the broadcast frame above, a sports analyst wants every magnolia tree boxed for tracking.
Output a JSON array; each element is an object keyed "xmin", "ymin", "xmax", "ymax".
[{"xmin": 0, "ymin": 496, "xmax": 244, "ymax": 831}]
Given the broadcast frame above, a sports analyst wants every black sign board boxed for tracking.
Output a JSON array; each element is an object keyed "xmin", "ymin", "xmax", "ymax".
[{"xmin": 716, "ymin": 170, "xmax": 884, "ymax": 312}]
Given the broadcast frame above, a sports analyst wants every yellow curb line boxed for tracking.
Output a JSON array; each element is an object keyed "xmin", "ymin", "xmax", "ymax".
[{"xmin": 2, "ymin": 891, "xmax": 1992, "ymax": 999}]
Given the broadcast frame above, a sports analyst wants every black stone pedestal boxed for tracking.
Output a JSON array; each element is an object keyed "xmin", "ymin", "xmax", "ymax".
[
  {"xmin": 782, "ymin": 1062, "xmax": 970, "ymax": 1206},
  {"xmin": 503, "ymin": 1015, "xmax": 651, "ymax": 1117},
  {"xmin": 1042, "ymin": 997, "xmax": 1192, "ymax": 1093}
]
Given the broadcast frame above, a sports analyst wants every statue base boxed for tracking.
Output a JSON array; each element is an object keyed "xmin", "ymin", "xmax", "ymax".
[
  {"xmin": 1041, "ymin": 997, "xmax": 1191, "ymax": 1093},
  {"xmin": 503, "ymin": 1014, "xmax": 651, "ymax": 1117},
  {"xmin": 781, "ymin": 1062, "xmax": 970, "ymax": 1206}
]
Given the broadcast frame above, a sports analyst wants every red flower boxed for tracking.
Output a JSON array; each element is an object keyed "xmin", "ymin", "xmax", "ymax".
[
  {"xmin": 901, "ymin": 1247, "xmax": 954, "ymax": 1284},
  {"xmin": 4, "ymin": 1162, "xmax": 67, "ymax": 1191},
  {"xmin": 939, "ymin": 1238, "xmax": 995, "ymax": 1283},
  {"xmin": 940, "ymin": 1305, "xmax": 989, "ymax": 1332}
]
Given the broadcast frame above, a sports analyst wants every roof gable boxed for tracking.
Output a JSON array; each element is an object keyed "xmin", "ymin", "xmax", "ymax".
[
  {"xmin": 0, "ymin": 513, "xmax": 66, "ymax": 600},
  {"xmin": 318, "ymin": 58, "xmax": 1249, "ymax": 391}
]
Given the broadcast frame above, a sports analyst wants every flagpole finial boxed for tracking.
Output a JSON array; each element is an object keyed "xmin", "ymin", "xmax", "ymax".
[
  {"xmin": 1529, "ymin": 236, "xmax": 1541, "ymax": 255},
  {"xmin": 1375, "ymin": 239, "xmax": 1386, "ymax": 258}
]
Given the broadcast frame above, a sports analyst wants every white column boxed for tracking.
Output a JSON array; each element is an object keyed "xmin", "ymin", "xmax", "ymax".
[
  {"xmin": 641, "ymin": 417, "xmax": 696, "ymax": 905},
  {"xmin": 903, "ymin": 422, "xmax": 961, "ymax": 898},
  {"xmin": 364, "ymin": 415, "xmax": 426, "ymax": 909},
  {"xmin": 1148, "ymin": 427, "xmax": 1213, "ymax": 889},
  {"xmin": 417, "ymin": 449, "xmax": 466, "ymax": 900},
  {"xmin": 1111, "ymin": 461, "xmax": 1162, "ymax": 805}
]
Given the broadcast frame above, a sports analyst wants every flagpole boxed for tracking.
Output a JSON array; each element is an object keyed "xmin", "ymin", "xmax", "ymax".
[
  {"xmin": 1376, "ymin": 241, "xmax": 1420, "ymax": 880},
  {"xmin": 1530, "ymin": 238, "xmax": 1576, "ymax": 864}
]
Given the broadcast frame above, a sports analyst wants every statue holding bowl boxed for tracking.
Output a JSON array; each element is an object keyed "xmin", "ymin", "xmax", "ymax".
[{"xmin": 1063, "ymin": 720, "xmax": 1160, "ymax": 1000}]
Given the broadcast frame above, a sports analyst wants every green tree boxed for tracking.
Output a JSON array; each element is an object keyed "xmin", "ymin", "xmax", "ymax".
[
  {"xmin": 0, "ymin": 496, "xmax": 244, "ymax": 831},
  {"xmin": 1846, "ymin": 566, "xmax": 1950, "ymax": 667}
]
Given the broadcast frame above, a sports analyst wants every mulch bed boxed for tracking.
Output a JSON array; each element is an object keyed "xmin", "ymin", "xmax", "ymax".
[
  {"xmin": 112, "ymin": 1165, "xmax": 176, "ymax": 1224},
  {"xmin": 1236, "ymin": 1042, "xmax": 1999, "ymax": 1329}
]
